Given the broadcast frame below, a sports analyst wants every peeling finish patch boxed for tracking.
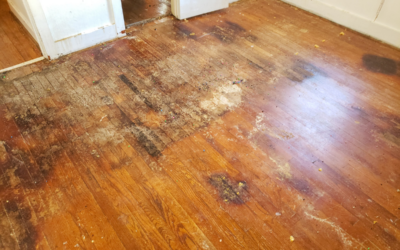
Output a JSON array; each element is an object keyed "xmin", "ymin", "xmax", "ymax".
[
  {"xmin": 255, "ymin": 113, "xmax": 294, "ymax": 140},
  {"xmin": 370, "ymin": 117, "xmax": 400, "ymax": 148},
  {"xmin": 200, "ymin": 83, "xmax": 242, "ymax": 112},
  {"xmin": 269, "ymin": 156, "xmax": 292, "ymax": 179},
  {"xmin": 101, "ymin": 96, "xmax": 114, "ymax": 105},
  {"xmin": 209, "ymin": 174, "xmax": 248, "ymax": 204},
  {"xmin": 0, "ymin": 141, "xmax": 8, "ymax": 163},
  {"xmin": 305, "ymin": 212, "xmax": 358, "ymax": 248},
  {"xmin": 89, "ymin": 124, "xmax": 126, "ymax": 147},
  {"xmin": 372, "ymin": 129, "xmax": 400, "ymax": 148}
]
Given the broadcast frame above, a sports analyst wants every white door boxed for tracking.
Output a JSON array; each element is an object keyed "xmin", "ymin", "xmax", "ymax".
[
  {"xmin": 24, "ymin": 0, "xmax": 126, "ymax": 60},
  {"xmin": 172, "ymin": 0, "xmax": 229, "ymax": 20}
]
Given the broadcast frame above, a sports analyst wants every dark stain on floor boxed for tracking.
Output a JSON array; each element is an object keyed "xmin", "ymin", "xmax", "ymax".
[
  {"xmin": 285, "ymin": 60, "xmax": 325, "ymax": 82},
  {"xmin": 209, "ymin": 174, "xmax": 248, "ymax": 204},
  {"xmin": 211, "ymin": 21, "xmax": 249, "ymax": 43},
  {"xmin": 3, "ymin": 200, "xmax": 37, "ymax": 250},
  {"xmin": 289, "ymin": 177, "xmax": 311, "ymax": 195},
  {"xmin": 0, "ymin": 141, "xmax": 40, "ymax": 249},
  {"xmin": 173, "ymin": 22, "xmax": 194, "ymax": 38},
  {"xmin": 362, "ymin": 54, "xmax": 397, "ymax": 75},
  {"xmin": 119, "ymin": 74, "xmax": 158, "ymax": 111},
  {"xmin": 14, "ymin": 109, "xmax": 47, "ymax": 134},
  {"xmin": 174, "ymin": 20, "xmax": 253, "ymax": 44},
  {"xmin": 116, "ymin": 106, "xmax": 164, "ymax": 157}
]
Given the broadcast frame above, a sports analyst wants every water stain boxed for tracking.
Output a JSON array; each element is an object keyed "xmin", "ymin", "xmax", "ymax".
[
  {"xmin": 172, "ymin": 22, "xmax": 191, "ymax": 35},
  {"xmin": 211, "ymin": 21, "xmax": 249, "ymax": 43},
  {"xmin": 209, "ymin": 174, "xmax": 248, "ymax": 204},
  {"xmin": 224, "ymin": 21, "xmax": 246, "ymax": 32},
  {"xmin": 175, "ymin": 20, "xmax": 254, "ymax": 44},
  {"xmin": 2, "ymin": 200, "xmax": 37, "ymax": 250},
  {"xmin": 362, "ymin": 54, "xmax": 398, "ymax": 75},
  {"xmin": 115, "ymin": 107, "xmax": 164, "ymax": 157},
  {"xmin": 14, "ymin": 109, "xmax": 47, "ymax": 134},
  {"xmin": 285, "ymin": 60, "xmax": 325, "ymax": 82},
  {"xmin": 119, "ymin": 74, "xmax": 158, "ymax": 111},
  {"xmin": 289, "ymin": 178, "xmax": 311, "ymax": 194}
]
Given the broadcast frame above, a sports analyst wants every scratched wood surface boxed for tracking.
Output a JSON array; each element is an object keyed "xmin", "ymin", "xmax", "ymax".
[
  {"xmin": 0, "ymin": 0, "xmax": 42, "ymax": 70},
  {"xmin": 1, "ymin": 0, "xmax": 400, "ymax": 249}
]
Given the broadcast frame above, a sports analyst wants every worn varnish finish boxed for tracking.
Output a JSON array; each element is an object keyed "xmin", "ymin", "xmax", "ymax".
[
  {"xmin": 122, "ymin": 0, "xmax": 171, "ymax": 26},
  {"xmin": 1, "ymin": 0, "xmax": 400, "ymax": 249},
  {"xmin": 0, "ymin": 0, "xmax": 42, "ymax": 70}
]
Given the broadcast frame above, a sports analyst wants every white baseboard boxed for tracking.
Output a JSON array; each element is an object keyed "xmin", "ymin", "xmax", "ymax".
[
  {"xmin": 281, "ymin": 0, "xmax": 400, "ymax": 49},
  {"xmin": 0, "ymin": 57, "xmax": 44, "ymax": 73},
  {"xmin": 171, "ymin": 0, "xmax": 229, "ymax": 20},
  {"xmin": 7, "ymin": 1, "xmax": 38, "ymax": 42}
]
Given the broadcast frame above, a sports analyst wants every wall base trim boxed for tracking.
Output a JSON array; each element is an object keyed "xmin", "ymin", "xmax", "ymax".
[
  {"xmin": 0, "ymin": 57, "xmax": 45, "ymax": 73},
  {"xmin": 281, "ymin": 0, "xmax": 400, "ymax": 48}
]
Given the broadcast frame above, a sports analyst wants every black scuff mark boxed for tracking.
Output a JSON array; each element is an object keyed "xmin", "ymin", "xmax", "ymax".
[{"xmin": 119, "ymin": 74, "xmax": 158, "ymax": 111}]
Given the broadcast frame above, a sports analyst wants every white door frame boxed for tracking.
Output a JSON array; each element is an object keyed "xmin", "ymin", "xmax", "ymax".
[
  {"xmin": 171, "ymin": 0, "xmax": 229, "ymax": 20},
  {"xmin": 22, "ymin": 0, "xmax": 126, "ymax": 60}
]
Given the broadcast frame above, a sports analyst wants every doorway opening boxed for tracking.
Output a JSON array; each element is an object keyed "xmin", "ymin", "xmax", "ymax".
[{"xmin": 121, "ymin": 0, "xmax": 171, "ymax": 27}]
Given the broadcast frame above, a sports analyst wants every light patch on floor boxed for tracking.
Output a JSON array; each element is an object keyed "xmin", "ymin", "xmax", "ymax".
[
  {"xmin": 255, "ymin": 113, "xmax": 294, "ymax": 140},
  {"xmin": 90, "ymin": 124, "xmax": 126, "ymax": 147},
  {"xmin": 269, "ymin": 156, "xmax": 292, "ymax": 179},
  {"xmin": 200, "ymin": 83, "xmax": 242, "ymax": 111},
  {"xmin": 0, "ymin": 141, "xmax": 8, "ymax": 163},
  {"xmin": 305, "ymin": 212, "xmax": 358, "ymax": 248}
]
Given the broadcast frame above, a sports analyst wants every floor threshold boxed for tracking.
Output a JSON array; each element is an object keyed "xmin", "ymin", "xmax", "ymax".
[{"xmin": 0, "ymin": 56, "xmax": 45, "ymax": 73}]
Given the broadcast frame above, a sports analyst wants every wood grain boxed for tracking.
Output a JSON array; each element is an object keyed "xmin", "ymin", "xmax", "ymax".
[{"xmin": 1, "ymin": 0, "xmax": 400, "ymax": 249}]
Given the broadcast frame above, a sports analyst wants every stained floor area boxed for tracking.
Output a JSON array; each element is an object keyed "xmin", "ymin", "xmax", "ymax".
[
  {"xmin": 0, "ymin": 0, "xmax": 42, "ymax": 70},
  {"xmin": 122, "ymin": 0, "xmax": 171, "ymax": 26},
  {"xmin": 1, "ymin": 0, "xmax": 400, "ymax": 249}
]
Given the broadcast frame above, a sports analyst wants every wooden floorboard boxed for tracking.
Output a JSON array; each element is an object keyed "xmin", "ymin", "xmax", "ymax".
[
  {"xmin": 122, "ymin": 0, "xmax": 171, "ymax": 26},
  {"xmin": 1, "ymin": 0, "xmax": 400, "ymax": 249},
  {"xmin": 0, "ymin": 0, "xmax": 42, "ymax": 70}
]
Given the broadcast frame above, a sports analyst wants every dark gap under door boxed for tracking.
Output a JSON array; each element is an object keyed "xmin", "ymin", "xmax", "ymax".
[{"xmin": 122, "ymin": 0, "xmax": 171, "ymax": 27}]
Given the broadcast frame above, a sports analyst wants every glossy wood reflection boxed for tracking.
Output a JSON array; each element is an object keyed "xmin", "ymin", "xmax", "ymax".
[{"xmin": 122, "ymin": 0, "xmax": 171, "ymax": 26}]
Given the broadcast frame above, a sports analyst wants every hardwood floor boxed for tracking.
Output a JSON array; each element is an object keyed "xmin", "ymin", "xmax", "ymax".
[
  {"xmin": 122, "ymin": 0, "xmax": 171, "ymax": 26},
  {"xmin": 0, "ymin": 0, "xmax": 42, "ymax": 70},
  {"xmin": 1, "ymin": 0, "xmax": 400, "ymax": 249}
]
